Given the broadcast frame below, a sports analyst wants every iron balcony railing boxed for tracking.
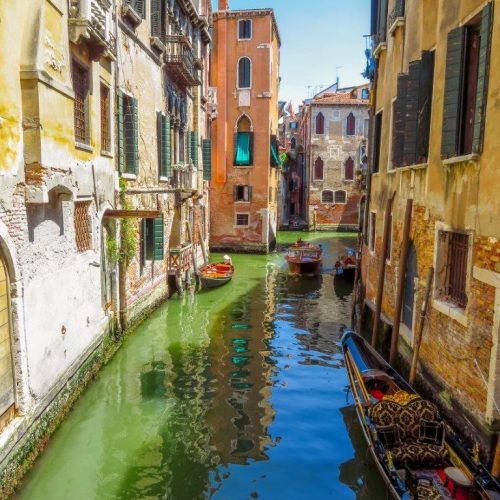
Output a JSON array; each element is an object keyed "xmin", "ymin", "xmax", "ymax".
[
  {"xmin": 388, "ymin": 0, "xmax": 405, "ymax": 30},
  {"xmin": 372, "ymin": 29, "xmax": 387, "ymax": 51},
  {"xmin": 164, "ymin": 35, "xmax": 200, "ymax": 87}
]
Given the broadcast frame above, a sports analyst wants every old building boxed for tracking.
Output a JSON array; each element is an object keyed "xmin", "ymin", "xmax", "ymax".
[
  {"xmin": 299, "ymin": 85, "xmax": 369, "ymax": 232},
  {"xmin": 115, "ymin": 0, "xmax": 212, "ymax": 321},
  {"xmin": 359, "ymin": 0, "xmax": 500, "ymax": 468},
  {"xmin": 210, "ymin": 0, "xmax": 281, "ymax": 253}
]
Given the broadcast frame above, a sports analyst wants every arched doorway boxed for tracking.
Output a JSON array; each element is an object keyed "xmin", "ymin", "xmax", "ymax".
[
  {"xmin": 402, "ymin": 242, "xmax": 418, "ymax": 332},
  {"xmin": 0, "ymin": 255, "xmax": 15, "ymax": 428}
]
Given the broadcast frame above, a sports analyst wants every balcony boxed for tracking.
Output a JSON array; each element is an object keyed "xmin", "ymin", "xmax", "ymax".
[
  {"xmin": 69, "ymin": 0, "xmax": 116, "ymax": 60},
  {"xmin": 164, "ymin": 35, "xmax": 200, "ymax": 87},
  {"xmin": 388, "ymin": 0, "xmax": 405, "ymax": 35},
  {"xmin": 372, "ymin": 29, "xmax": 387, "ymax": 58}
]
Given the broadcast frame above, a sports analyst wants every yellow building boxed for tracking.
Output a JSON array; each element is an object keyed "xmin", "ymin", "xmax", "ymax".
[{"xmin": 360, "ymin": 0, "xmax": 500, "ymax": 468}]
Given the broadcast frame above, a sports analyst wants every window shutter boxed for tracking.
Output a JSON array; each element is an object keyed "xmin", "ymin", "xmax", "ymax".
[
  {"xmin": 392, "ymin": 74, "xmax": 408, "ymax": 167},
  {"xmin": 117, "ymin": 91, "xmax": 124, "ymax": 174},
  {"xmin": 157, "ymin": 111, "xmax": 162, "ymax": 177},
  {"xmin": 202, "ymin": 138, "xmax": 211, "ymax": 180},
  {"xmin": 153, "ymin": 216, "xmax": 164, "ymax": 261},
  {"xmin": 377, "ymin": 0, "xmax": 388, "ymax": 41},
  {"xmin": 416, "ymin": 50, "xmax": 435, "ymax": 163},
  {"xmin": 233, "ymin": 185, "xmax": 238, "ymax": 201},
  {"xmin": 190, "ymin": 131, "xmax": 198, "ymax": 168},
  {"xmin": 142, "ymin": 219, "xmax": 149, "ymax": 262},
  {"xmin": 441, "ymin": 26, "xmax": 467, "ymax": 158},
  {"xmin": 233, "ymin": 132, "xmax": 238, "ymax": 164},
  {"xmin": 248, "ymin": 132, "xmax": 254, "ymax": 165},
  {"xmin": 135, "ymin": 0, "xmax": 145, "ymax": 18},
  {"xmin": 151, "ymin": 0, "xmax": 161, "ymax": 37},
  {"xmin": 164, "ymin": 114, "xmax": 171, "ymax": 177},
  {"xmin": 248, "ymin": 186, "xmax": 253, "ymax": 201},
  {"xmin": 403, "ymin": 60, "xmax": 421, "ymax": 166},
  {"xmin": 239, "ymin": 20, "xmax": 244, "ymax": 38},
  {"xmin": 472, "ymin": 3, "xmax": 493, "ymax": 154},
  {"xmin": 132, "ymin": 98, "xmax": 139, "ymax": 174}
]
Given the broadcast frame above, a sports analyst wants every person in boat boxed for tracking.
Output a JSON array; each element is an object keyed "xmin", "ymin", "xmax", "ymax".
[{"xmin": 223, "ymin": 254, "xmax": 233, "ymax": 266}]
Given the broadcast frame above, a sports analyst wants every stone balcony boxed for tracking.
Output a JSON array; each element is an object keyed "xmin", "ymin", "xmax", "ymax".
[
  {"xmin": 69, "ymin": 0, "xmax": 116, "ymax": 60},
  {"xmin": 164, "ymin": 35, "xmax": 200, "ymax": 87}
]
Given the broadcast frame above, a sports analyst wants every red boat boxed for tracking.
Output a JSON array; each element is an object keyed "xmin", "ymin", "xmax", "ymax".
[
  {"xmin": 285, "ymin": 240, "xmax": 322, "ymax": 275},
  {"xmin": 199, "ymin": 263, "xmax": 234, "ymax": 288}
]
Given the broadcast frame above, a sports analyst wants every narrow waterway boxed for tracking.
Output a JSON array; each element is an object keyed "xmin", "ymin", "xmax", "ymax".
[{"xmin": 17, "ymin": 232, "xmax": 387, "ymax": 500}]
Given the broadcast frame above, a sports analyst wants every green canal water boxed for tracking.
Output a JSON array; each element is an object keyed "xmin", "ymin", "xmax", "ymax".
[{"xmin": 17, "ymin": 232, "xmax": 387, "ymax": 500}]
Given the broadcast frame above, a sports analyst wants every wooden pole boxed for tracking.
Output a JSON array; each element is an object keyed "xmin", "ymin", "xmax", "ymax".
[
  {"xmin": 198, "ymin": 226, "xmax": 208, "ymax": 265},
  {"xmin": 185, "ymin": 220, "xmax": 199, "ymax": 288},
  {"xmin": 371, "ymin": 191, "xmax": 396, "ymax": 348},
  {"xmin": 351, "ymin": 233, "xmax": 363, "ymax": 323},
  {"xmin": 389, "ymin": 198, "xmax": 413, "ymax": 364},
  {"xmin": 409, "ymin": 266, "xmax": 434, "ymax": 385}
]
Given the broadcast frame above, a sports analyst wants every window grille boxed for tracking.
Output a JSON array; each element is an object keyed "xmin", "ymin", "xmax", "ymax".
[
  {"xmin": 321, "ymin": 190, "xmax": 333, "ymax": 203},
  {"xmin": 72, "ymin": 60, "xmax": 90, "ymax": 144},
  {"xmin": 100, "ymin": 84, "xmax": 111, "ymax": 152},
  {"xmin": 446, "ymin": 232, "xmax": 468, "ymax": 308},
  {"xmin": 236, "ymin": 213, "xmax": 249, "ymax": 226},
  {"xmin": 74, "ymin": 201, "xmax": 92, "ymax": 252},
  {"xmin": 334, "ymin": 190, "xmax": 347, "ymax": 204}
]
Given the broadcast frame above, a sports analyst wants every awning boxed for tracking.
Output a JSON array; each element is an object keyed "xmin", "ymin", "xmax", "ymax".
[
  {"xmin": 235, "ymin": 132, "xmax": 251, "ymax": 165},
  {"xmin": 270, "ymin": 142, "xmax": 282, "ymax": 167}
]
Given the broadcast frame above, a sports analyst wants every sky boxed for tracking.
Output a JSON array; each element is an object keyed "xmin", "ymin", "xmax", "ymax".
[{"xmin": 211, "ymin": 0, "xmax": 371, "ymax": 111}]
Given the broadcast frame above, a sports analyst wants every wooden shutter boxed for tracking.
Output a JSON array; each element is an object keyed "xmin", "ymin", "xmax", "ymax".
[
  {"xmin": 403, "ymin": 60, "xmax": 421, "ymax": 166},
  {"xmin": 151, "ymin": 0, "xmax": 161, "ymax": 37},
  {"xmin": 132, "ymin": 98, "xmax": 139, "ymax": 174},
  {"xmin": 378, "ymin": 0, "xmax": 388, "ymax": 41},
  {"xmin": 441, "ymin": 26, "xmax": 467, "ymax": 158},
  {"xmin": 164, "ymin": 114, "xmax": 171, "ymax": 177},
  {"xmin": 472, "ymin": 3, "xmax": 493, "ymax": 154},
  {"xmin": 153, "ymin": 216, "xmax": 164, "ymax": 261},
  {"xmin": 248, "ymin": 185, "xmax": 253, "ymax": 201},
  {"xmin": 233, "ymin": 132, "xmax": 238, "ymax": 164},
  {"xmin": 233, "ymin": 186, "xmax": 238, "ymax": 201},
  {"xmin": 142, "ymin": 219, "xmax": 149, "ymax": 263},
  {"xmin": 239, "ymin": 20, "xmax": 244, "ymax": 38},
  {"xmin": 157, "ymin": 112, "xmax": 170, "ymax": 178},
  {"xmin": 248, "ymin": 132, "xmax": 254, "ymax": 165},
  {"xmin": 202, "ymin": 138, "xmax": 211, "ymax": 180},
  {"xmin": 117, "ymin": 91, "xmax": 124, "ymax": 174},
  {"xmin": 190, "ymin": 131, "xmax": 198, "ymax": 168},
  {"xmin": 392, "ymin": 74, "xmax": 408, "ymax": 167},
  {"xmin": 415, "ymin": 50, "xmax": 435, "ymax": 163},
  {"xmin": 135, "ymin": 0, "xmax": 145, "ymax": 18}
]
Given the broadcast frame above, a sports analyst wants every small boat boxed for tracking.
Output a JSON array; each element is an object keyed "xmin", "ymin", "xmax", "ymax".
[
  {"xmin": 285, "ymin": 239, "xmax": 322, "ymax": 275},
  {"xmin": 342, "ymin": 330, "xmax": 500, "ymax": 499},
  {"xmin": 335, "ymin": 247, "xmax": 357, "ymax": 277},
  {"xmin": 198, "ymin": 263, "xmax": 234, "ymax": 289}
]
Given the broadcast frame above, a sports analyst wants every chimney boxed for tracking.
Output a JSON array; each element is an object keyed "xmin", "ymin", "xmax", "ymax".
[{"xmin": 218, "ymin": 0, "xmax": 229, "ymax": 10}]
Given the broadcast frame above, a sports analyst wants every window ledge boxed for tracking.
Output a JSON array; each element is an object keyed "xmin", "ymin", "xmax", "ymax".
[
  {"xmin": 233, "ymin": 225, "xmax": 249, "ymax": 229},
  {"xmin": 397, "ymin": 162, "xmax": 428, "ymax": 172},
  {"xmin": 121, "ymin": 172, "xmax": 137, "ymax": 180},
  {"xmin": 76, "ymin": 142, "xmax": 93, "ymax": 153},
  {"xmin": 150, "ymin": 36, "xmax": 166, "ymax": 53},
  {"xmin": 373, "ymin": 42, "xmax": 387, "ymax": 58},
  {"xmin": 234, "ymin": 165, "xmax": 253, "ymax": 169},
  {"xmin": 235, "ymin": 201, "xmax": 251, "ymax": 204},
  {"xmin": 442, "ymin": 153, "xmax": 479, "ymax": 166},
  {"xmin": 101, "ymin": 150, "xmax": 113, "ymax": 158},
  {"xmin": 159, "ymin": 176, "xmax": 171, "ymax": 183},
  {"xmin": 432, "ymin": 299, "xmax": 468, "ymax": 327},
  {"xmin": 389, "ymin": 18, "xmax": 405, "ymax": 36},
  {"xmin": 122, "ymin": 4, "xmax": 142, "ymax": 26}
]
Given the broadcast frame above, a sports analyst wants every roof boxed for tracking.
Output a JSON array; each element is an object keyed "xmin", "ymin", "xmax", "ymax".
[
  {"xmin": 311, "ymin": 85, "xmax": 369, "ymax": 106},
  {"xmin": 213, "ymin": 9, "xmax": 281, "ymax": 46}
]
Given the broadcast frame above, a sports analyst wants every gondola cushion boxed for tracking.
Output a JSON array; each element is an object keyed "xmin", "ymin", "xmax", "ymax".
[{"xmin": 389, "ymin": 441, "xmax": 448, "ymax": 468}]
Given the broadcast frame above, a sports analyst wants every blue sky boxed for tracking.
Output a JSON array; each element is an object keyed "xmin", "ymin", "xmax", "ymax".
[{"xmin": 211, "ymin": 0, "xmax": 371, "ymax": 110}]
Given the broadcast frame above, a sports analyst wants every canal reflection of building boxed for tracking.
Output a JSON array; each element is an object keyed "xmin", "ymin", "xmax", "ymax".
[{"xmin": 207, "ymin": 265, "xmax": 278, "ymax": 465}]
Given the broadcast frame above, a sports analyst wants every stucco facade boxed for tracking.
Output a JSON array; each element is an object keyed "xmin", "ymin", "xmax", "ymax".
[
  {"xmin": 359, "ymin": 0, "xmax": 500, "ymax": 467},
  {"xmin": 210, "ymin": 1, "xmax": 281, "ymax": 253}
]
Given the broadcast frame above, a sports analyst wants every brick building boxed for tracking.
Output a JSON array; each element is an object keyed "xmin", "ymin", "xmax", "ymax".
[
  {"xmin": 359, "ymin": 0, "xmax": 500, "ymax": 468},
  {"xmin": 210, "ymin": 1, "xmax": 281, "ymax": 253},
  {"xmin": 299, "ymin": 85, "xmax": 369, "ymax": 231}
]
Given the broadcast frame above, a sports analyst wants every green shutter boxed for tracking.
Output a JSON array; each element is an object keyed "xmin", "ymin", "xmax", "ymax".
[
  {"xmin": 124, "ymin": 96, "xmax": 139, "ymax": 174},
  {"xmin": 392, "ymin": 74, "xmax": 407, "ymax": 167},
  {"xmin": 270, "ymin": 135, "xmax": 280, "ymax": 167},
  {"xmin": 117, "ymin": 91, "xmax": 124, "ymax": 174},
  {"xmin": 472, "ymin": 3, "xmax": 493, "ymax": 154},
  {"xmin": 151, "ymin": 0, "xmax": 160, "ymax": 37},
  {"xmin": 403, "ymin": 60, "xmax": 421, "ymax": 166},
  {"xmin": 441, "ymin": 26, "xmax": 466, "ymax": 158},
  {"xmin": 153, "ymin": 216, "xmax": 164, "ymax": 261},
  {"xmin": 416, "ymin": 50, "xmax": 435, "ymax": 163},
  {"xmin": 142, "ymin": 219, "xmax": 149, "ymax": 262},
  {"xmin": 193, "ymin": 132, "xmax": 199, "ymax": 169},
  {"xmin": 202, "ymin": 138, "xmax": 211, "ymax": 180}
]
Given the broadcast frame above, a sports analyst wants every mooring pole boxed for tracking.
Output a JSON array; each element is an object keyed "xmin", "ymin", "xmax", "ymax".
[
  {"xmin": 409, "ymin": 266, "xmax": 434, "ymax": 385},
  {"xmin": 389, "ymin": 198, "xmax": 413, "ymax": 364},
  {"xmin": 371, "ymin": 191, "xmax": 396, "ymax": 348},
  {"xmin": 198, "ymin": 226, "xmax": 208, "ymax": 265}
]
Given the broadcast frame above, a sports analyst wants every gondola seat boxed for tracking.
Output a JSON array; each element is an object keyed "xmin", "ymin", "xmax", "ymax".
[{"xmin": 369, "ymin": 397, "xmax": 448, "ymax": 468}]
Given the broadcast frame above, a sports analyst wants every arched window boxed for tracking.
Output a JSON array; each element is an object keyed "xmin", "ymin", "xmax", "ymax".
[
  {"xmin": 234, "ymin": 115, "xmax": 253, "ymax": 166},
  {"xmin": 315, "ymin": 112, "xmax": 324, "ymax": 135},
  {"xmin": 346, "ymin": 112, "xmax": 356, "ymax": 136},
  {"xmin": 335, "ymin": 190, "xmax": 347, "ymax": 204},
  {"xmin": 238, "ymin": 57, "xmax": 251, "ymax": 89},
  {"xmin": 321, "ymin": 190, "xmax": 333, "ymax": 203},
  {"xmin": 344, "ymin": 156, "xmax": 354, "ymax": 181},
  {"xmin": 314, "ymin": 157, "xmax": 324, "ymax": 180}
]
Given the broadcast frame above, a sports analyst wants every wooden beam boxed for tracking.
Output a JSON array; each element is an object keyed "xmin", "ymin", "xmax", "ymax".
[{"xmin": 103, "ymin": 210, "xmax": 161, "ymax": 219}]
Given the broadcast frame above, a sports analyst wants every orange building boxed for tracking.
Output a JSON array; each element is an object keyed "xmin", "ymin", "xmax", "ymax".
[{"xmin": 210, "ymin": 1, "xmax": 281, "ymax": 253}]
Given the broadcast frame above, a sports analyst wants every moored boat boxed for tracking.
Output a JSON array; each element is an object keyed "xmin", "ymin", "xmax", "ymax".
[
  {"xmin": 334, "ymin": 247, "xmax": 357, "ymax": 278},
  {"xmin": 199, "ymin": 263, "xmax": 234, "ymax": 289},
  {"xmin": 285, "ymin": 239, "xmax": 322, "ymax": 275},
  {"xmin": 342, "ymin": 330, "xmax": 500, "ymax": 499}
]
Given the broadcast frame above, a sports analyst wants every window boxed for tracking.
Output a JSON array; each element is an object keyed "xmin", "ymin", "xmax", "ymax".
[
  {"xmin": 321, "ymin": 190, "xmax": 333, "ymax": 203},
  {"xmin": 442, "ymin": 4, "xmax": 493, "ymax": 158},
  {"xmin": 238, "ymin": 57, "xmax": 251, "ymax": 89},
  {"xmin": 100, "ymin": 84, "xmax": 111, "ymax": 152},
  {"xmin": 150, "ymin": 0, "xmax": 166, "ymax": 43},
  {"xmin": 369, "ymin": 212, "xmax": 376, "ymax": 251},
  {"xmin": 234, "ymin": 115, "xmax": 253, "ymax": 166},
  {"xmin": 334, "ymin": 190, "xmax": 347, "ymax": 204},
  {"xmin": 118, "ymin": 92, "xmax": 139, "ymax": 175},
  {"xmin": 202, "ymin": 138, "xmax": 212, "ymax": 181},
  {"xmin": 157, "ymin": 112, "xmax": 171, "ymax": 178},
  {"xmin": 142, "ymin": 217, "xmax": 164, "ymax": 262},
  {"xmin": 344, "ymin": 156, "xmax": 354, "ymax": 181},
  {"xmin": 386, "ymin": 213, "xmax": 393, "ymax": 262},
  {"xmin": 315, "ymin": 112, "xmax": 325, "ymax": 135},
  {"xmin": 238, "ymin": 19, "xmax": 252, "ymax": 39},
  {"xmin": 234, "ymin": 185, "xmax": 252, "ymax": 202},
  {"xmin": 289, "ymin": 122, "xmax": 297, "ymax": 129},
  {"xmin": 372, "ymin": 111, "xmax": 382, "ymax": 173},
  {"xmin": 361, "ymin": 88, "xmax": 369, "ymax": 100},
  {"xmin": 346, "ymin": 112, "xmax": 356, "ymax": 136},
  {"xmin": 313, "ymin": 157, "xmax": 324, "ymax": 180},
  {"xmin": 124, "ymin": 0, "xmax": 145, "ymax": 20},
  {"xmin": 436, "ymin": 230, "xmax": 470, "ymax": 309},
  {"xmin": 363, "ymin": 118, "xmax": 370, "ymax": 138},
  {"xmin": 74, "ymin": 201, "xmax": 92, "ymax": 252},
  {"xmin": 290, "ymin": 137, "xmax": 297, "ymax": 150},
  {"xmin": 72, "ymin": 59, "xmax": 90, "ymax": 145},
  {"xmin": 236, "ymin": 213, "xmax": 249, "ymax": 226}
]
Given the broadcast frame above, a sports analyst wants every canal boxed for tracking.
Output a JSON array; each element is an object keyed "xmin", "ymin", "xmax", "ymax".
[{"xmin": 17, "ymin": 232, "xmax": 387, "ymax": 500}]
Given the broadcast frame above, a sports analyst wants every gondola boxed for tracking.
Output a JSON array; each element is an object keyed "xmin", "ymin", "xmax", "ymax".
[
  {"xmin": 285, "ymin": 239, "xmax": 322, "ymax": 275},
  {"xmin": 334, "ymin": 247, "xmax": 357, "ymax": 278},
  {"xmin": 198, "ymin": 263, "xmax": 234, "ymax": 289},
  {"xmin": 342, "ymin": 330, "xmax": 500, "ymax": 499}
]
